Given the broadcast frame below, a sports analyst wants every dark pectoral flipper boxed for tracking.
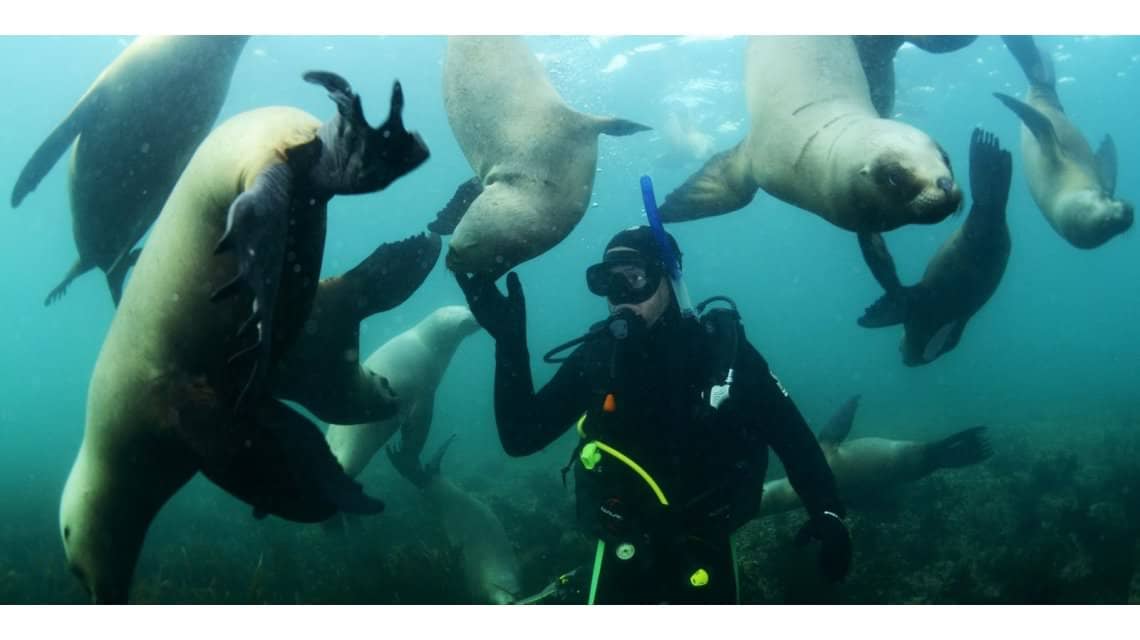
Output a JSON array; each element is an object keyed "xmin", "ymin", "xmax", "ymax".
[
  {"xmin": 589, "ymin": 115, "xmax": 653, "ymax": 137},
  {"xmin": 11, "ymin": 87, "xmax": 101, "ymax": 208},
  {"xmin": 817, "ymin": 395, "xmax": 861, "ymax": 447},
  {"xmin": 856, "ymin": 232, "xmax": 908, "ymax": 328},
  {"xmin": 105, "ymin": 247, "xmax": 143, "ymax": 307},
  {"xmin": 968, "ymin": 128, "xmax": 1013, "ymax": 214},
  {"xmin": 993, "ymin": 93, "xmax": 1060, "ymax": 163},
  {"xmin": 199, "ymin": 399, "xmax": 385, "ymax": 523},
  {"xmin": 428, "ymin": 177, "xmax": 483, "ymax": 235},
  {"xmin": 1095, "ymin": 135, "xmax": 1117, "ymax": 197},
  {"xmin": 925, "ymin": 425, "xmax": 992, "ymax": 470},
  {"xmin": 920, "ymin": 318, "xmax": 967, "ymax": 363},
  {"xmin": 657, "ymin": 141, "xmax": 760, "ymax": 222},
  {"xmin": 343, "ymin": 231, "xmax": 441, "ymax": 317},
  {"xmin": 210, "ymin": 163, "xmax": 295, "ymax": 409}
]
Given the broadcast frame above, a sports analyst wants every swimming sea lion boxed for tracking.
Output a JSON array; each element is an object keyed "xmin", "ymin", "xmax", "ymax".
[
  {"xmin": 857, "ymin": 128, "xmax": 1013, "ymax": 366},
  {"xmin": 658, "ymin": 36, "xmax": 961, "ymax": 233},
  {"xmin": 758, "ymin": 395, "xmax": 992, "ymax": 517},
  {"xmin": 11, "ymin": 36, "xmax": 250, "ymax": 306},
  {"xmin": 441, "ymin": 36, "xmax": 651, "ymax": 276},
  {"xmin": 271, "ymin": 232, "xmax": 441, "ymax": 425},
  {"xmin": 58, "ymin": 71, "xmax": 430, "ymax": 603},
  {"xmin": 326, "ymin": 304, "xmax": 480, "ymax": 477},
  {"xmin": 994, "ymin": 36, "xmax": 1133, "ymax": 248},
  {"xmin": 387, "ymin": 435, "xmax": 522, "ymax": 604}
]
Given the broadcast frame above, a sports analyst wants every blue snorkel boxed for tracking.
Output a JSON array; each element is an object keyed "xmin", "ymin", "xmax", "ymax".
[{"xmin": 640, "ymin": 175, "xmax": 695, "ymax": 317}]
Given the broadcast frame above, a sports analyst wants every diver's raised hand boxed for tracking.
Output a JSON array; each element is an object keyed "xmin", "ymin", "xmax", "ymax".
[
  {"xmin": 794, "ymin": 510, "xmax": 852, "ymax": 583},
  {"xmin": 455, "ymin": 271, "xmax": 527, "ymax": 347},
  {"xmin": 969, "ymin": 127, "xmax": 1013, "ymax": 214}
]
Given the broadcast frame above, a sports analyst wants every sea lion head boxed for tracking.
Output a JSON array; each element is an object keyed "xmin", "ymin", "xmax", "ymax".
[
  {"xmin": 858, "ymin": 126, "xmax": 962, "ymax": 230},
  {"xmin": 1055, "ymin": 189, "xmax": 1134, "ymax": 249}
]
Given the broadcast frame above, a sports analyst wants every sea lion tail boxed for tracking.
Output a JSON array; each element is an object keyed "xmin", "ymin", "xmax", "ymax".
[
  {"xmin": 428, "ymin": 177, "xmax": 483, "ymax": 235},
  {"xmin": 924, "ymin": 425, "xmax": 992, "ymax": 470},
  {"xmin": 657, "ymin": 141, "xmax": 760, "ymax": 222}
]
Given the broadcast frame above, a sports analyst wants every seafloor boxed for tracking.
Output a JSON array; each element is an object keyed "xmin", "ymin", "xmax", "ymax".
[{"xmin": 1, "ymin": 412, "xmax": 1137, "ymax": 604}]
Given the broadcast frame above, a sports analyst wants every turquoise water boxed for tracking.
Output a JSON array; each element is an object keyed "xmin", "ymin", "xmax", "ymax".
[{"xmin": 0, "ymin": 36, "xmax": 1137, "ymax": 604}]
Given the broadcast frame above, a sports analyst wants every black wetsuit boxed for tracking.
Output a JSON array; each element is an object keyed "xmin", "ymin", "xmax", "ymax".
[{"xmin": 495, "ymin": 304, "xmax": 845, "ymax": 604}]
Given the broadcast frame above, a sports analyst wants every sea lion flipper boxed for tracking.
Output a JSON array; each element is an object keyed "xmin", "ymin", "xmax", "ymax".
[
  {"xmin": 818, "ymin": 395, "xmax": 861, "ymax": 446},
  {"xmin": 428, "ymin": 177, "xmax": 483, "ymax": 235},
  {"xmin": 199, "ymin": 399, "xmax": 386, "ymax": 522},
  {"xmin": 589, "ymin": 115, "xmax": 652, "ymax": 137},
  {"xmin": 993, "ymin": 92, "xmax": 1060, "ymax": 161},
  {"xmin": 856, "ymin": 232, "xmax": 909, "ymax": 328},
  {"xmin": 925, "ymin": 425, "xmax": 992, "ymax": 469},
  {"xmin": 43, "ymin": 258, "xmax": 88, "ymax": 307},
  {"xmin": 10, "ymin": 87, "xmax": 102, "ymax": 208},
  {"xmin": 385, "ymin": 438, "xmax": 430, "ymax": 489},
  {"xmin": 920, "ymin": 318, "xmax": 966, "ymax": 363},
  {"xmin": 1094, "ymin": 135, "xmax": 1117, "ymax": 197},
  {"xmin": 968, "ymin": 128, "xmax": 1013, "ymax": 214},
  {"xmin": 342, "ymin": 232, "xmax": 441, "ymax": 317},
  {"xmin": 211, "ymin": 162, "xmax": 295, "ymax": 408},
  {"xmin": 105, "ymin": 247, "xmax": 143, "ymax": 307},
  {"xmin": 303, "ymin": 70, "xmax": 367, "ymax": 129},
  {"xmin": 657, "ymin": 141, "xmax": 760, "ymax": 222}
]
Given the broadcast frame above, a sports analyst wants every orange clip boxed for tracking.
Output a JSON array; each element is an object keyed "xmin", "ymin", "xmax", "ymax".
[{"xmin": 603, "ymin": 393, "xmax": 617, "ymax": 413}]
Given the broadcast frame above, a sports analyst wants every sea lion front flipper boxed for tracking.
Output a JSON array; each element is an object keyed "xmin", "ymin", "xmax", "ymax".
[
  {"xmin": 10, "ymin": 86, "xmax": 102, "ymax": 208},
  {"xmin": 385, "ymin": 438, "xmax": 430, "ymax": 489},
  {"xmin": 587, "ymin": 115, "xmax": 652, "ymax": 137},
  {"xmin": 658, "ymin": 141, "xmax": 760, "ymax": 222},
  {"xmin": 428, "ymin": 177, "xmax": 483, "ymax": 235},
  {"xmin": 856, "ymin": 232, "xmax": 908, "ymax": 328},
  {"xmin": 924, "ymin": 425, "xmax": 992, "ymax": 470},
  {"xmin": 342, "ymin": 232, "xmax": 441, "ymax": 316},
  {"xmin": 199, "ymin": 398, "xmax": 386, "ymax": 523},
  {"xmin": 817, "ymin": 395, "xmax": 861, "ymax": 446},
  {"xmin": 993, "ymin": 93, "xmax": 1061, "ymax": 163},
  {"xmin": 920, "ymin": 318, "xmax": 967, "ymax": 363},
  {"xmin": 105, "ymin": 247, "xmax": 143, "ymax": 307},
  {"xmin": 968, "ymin": 128, "xmax": 1013, "ymax": 214},
  {"xmin": 1094, "ymin": 135, "xmax": 1117, "ymax": 197},
  {"xmin": 210, "ymin": 162, "xmax": 296, "ymax": 408}
]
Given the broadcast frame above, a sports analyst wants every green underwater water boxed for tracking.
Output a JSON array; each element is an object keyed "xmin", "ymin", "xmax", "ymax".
[{"xmin": 0, "ymin": 35, "xmax": 1138, "ymax": 604}]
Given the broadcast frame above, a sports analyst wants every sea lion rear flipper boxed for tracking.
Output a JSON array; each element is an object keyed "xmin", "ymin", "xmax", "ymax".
[
  {"xmin": 968, "ymin": 128, "xmax": 1013, "ymax": 215},
  {"xmin": 905, "ymin": 36, "xmax": 978, "ymax": 54},
  {"xmin": 428, "ymin": 177, "xmax": 483, "ymax": 235},
  {"xmin": 104, "ymin": 247, "xmax": 143, "ymax": 307},
  {"xmin": 199, "ymin": 399, "xmax": 386, "ymax": 523},
  {"xmin": 817, "ymin": 395, "xmax": 861, "ymax": 446},
  {"xmin": 1000, "ymin": 36, "xmax": 1054, "ymax": 88},
  {"xmin": 210, "ymin": 162, "xmax": 296, "ymax": 408},
  {"xmin": 10, "ymin": 87, "xmax": 102, "ymax": 208},
  {"xmin": 342, "ymin": 232, "xmax": 442, "ymax": 316},
  {"xmin": 856, "ymin": 232, "xmax": 908, "ymax": 328},
  {"xmin": 993, "ymin": 93, "xmax": 1060, "ymax": 162},
  {"xmin": 43, "ymin": 258, "xmax": 90, "ymax": 307},
  {"xmin": 657, "ymin": 141, "xmax": 760, "ymax": 222},
  {"xmin": 1095, "ymin": 135, "xmax": 1117, "ymax": 197},
  {"xmin": 924, "ymin": 425, "xmax": 992, "ymax": 470}
]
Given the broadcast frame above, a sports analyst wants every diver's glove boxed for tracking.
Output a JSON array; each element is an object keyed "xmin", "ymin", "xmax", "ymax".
[
  {"xmin": 455, "ymin": 271, "xmax": 527, "ymax": 348},
  {"xmin": 794, "ymin": 510, "xmax": 852, "ymax": 582}
]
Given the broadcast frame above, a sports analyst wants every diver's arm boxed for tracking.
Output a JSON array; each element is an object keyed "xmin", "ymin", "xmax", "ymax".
[
  {"xmin": 737, "ymin": 340, "xmax": 845, "ymax": 518},
  {"xmin": 494, "ymin": 341, "xmax": 591, "ymax": 456}
]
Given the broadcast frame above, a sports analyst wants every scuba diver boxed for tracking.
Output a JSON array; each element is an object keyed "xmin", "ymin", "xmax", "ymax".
[{"xmin": 454, "ymin": 183, "xmax": 851, "ymax": 604}]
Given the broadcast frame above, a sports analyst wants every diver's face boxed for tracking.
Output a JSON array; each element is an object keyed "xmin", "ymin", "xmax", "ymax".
[{"xmin": 609, "ymin": 276, "xmax": 672, "ymax": 327}]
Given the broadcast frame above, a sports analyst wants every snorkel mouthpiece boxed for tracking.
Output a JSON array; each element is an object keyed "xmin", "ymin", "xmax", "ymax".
[{"xmin": 641, "ymin": 175, "xmax": 694, "ymax": 316}]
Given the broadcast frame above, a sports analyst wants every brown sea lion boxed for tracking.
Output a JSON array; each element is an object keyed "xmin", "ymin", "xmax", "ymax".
[{"xmin": 58, "ymin": 71, "xmax": 429, "ymax": 603}]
